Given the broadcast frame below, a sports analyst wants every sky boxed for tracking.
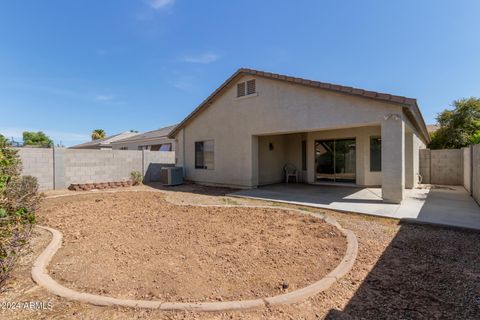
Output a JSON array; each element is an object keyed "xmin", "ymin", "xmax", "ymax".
[{"xmin": 0, "ymin": 0, "xmax": 479, "ymax": 146}]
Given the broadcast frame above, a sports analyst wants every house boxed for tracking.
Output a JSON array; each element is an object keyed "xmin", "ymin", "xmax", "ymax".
[
  {"xmin": 69, "ymin": 131, "xmax": 138, "ymax": 150},
  {"xmin": 111, "ymin": 125, "xmax": 176, "ymax": 151},
  {"xmin": 169, "ymin": 68, "xmax": 430, "ymax": 204}
]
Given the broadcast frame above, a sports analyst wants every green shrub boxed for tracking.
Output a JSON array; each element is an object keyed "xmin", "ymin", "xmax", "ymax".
[
  {"xmin": 130, "ymin": 171, "xmax": 143, "ymax": 186},
  {"xmin": 0, "ymin": 136, "xmax": 40, "ymax": 289}
]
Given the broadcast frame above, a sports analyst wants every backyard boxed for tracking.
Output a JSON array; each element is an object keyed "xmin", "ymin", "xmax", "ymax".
[{"xmin": 1, "ymin": 184, "xmax": 479, "ymax": 319}]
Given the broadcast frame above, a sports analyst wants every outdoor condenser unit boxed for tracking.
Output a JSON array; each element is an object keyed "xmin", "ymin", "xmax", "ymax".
[{"xmin": 160, "ymin": 167, "xmax": 184, "ymax": 186}]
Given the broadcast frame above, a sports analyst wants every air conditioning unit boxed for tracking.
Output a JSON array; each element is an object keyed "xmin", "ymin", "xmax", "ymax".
[{"xmin": 160, "ymin": 167, "xmax": 184, "ymax": 186}]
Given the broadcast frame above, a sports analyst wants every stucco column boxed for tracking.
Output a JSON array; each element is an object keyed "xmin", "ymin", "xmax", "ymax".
[
  {"xmin": 251, "ymin": 135, "xmax": 259, "ymax": 187},
  {"xmin": 381, "ymin": 114, "xmax": 405, "ymax": 203},
  {"xmin": 405, "ymin": 130, "xmax": 415, "ymax": 189}
]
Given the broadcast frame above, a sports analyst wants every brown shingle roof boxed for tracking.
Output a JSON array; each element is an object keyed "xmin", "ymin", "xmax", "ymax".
[
  {"xmin": 169, "ymin": 68, "xmax": 429, "ymax": 142},
  {"xmin": 111, "ymin": 125, "xmax": 177, "ymax": 144},
  {"xmin": 69, "ymin": 131, "xmax": 138, "ymax": 149}
]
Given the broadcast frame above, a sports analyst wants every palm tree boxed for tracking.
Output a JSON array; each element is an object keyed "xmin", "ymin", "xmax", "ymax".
[{"xmin": 91, "ymin": 129, "xmax": 106, "ymax": 141}]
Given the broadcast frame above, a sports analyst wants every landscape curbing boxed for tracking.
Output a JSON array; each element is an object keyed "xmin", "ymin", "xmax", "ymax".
[{"xmin": 32, "ymin": 189, "xmax": 358, "ymax": 312}]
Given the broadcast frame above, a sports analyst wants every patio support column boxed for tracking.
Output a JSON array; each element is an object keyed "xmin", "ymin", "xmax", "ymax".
[
  {"xmin": 251, "ymin": 135, "xmax": 259, "ymax": 187},
  {"xmin": 405, "ymin": 130, "xmax": 415, "ymax": 189},
  {"xmin": 381, "ymin": 114, "xmax": 405, "ymax": 203}
]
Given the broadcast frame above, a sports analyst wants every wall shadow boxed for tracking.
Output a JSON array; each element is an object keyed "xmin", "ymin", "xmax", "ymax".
[{"xmin": 326, "ymin": 222, "xmax": 480, "ymax": 319}]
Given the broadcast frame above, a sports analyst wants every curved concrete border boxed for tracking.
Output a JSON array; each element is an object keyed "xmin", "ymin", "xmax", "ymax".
[{"xmin": 33, "ymin": 190, "xmax": 358, "ymax": 312}]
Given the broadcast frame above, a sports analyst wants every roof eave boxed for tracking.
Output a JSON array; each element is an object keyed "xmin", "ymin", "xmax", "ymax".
[{"xmin": 168, "ymin": 68, "xmax": 430, "ymax": 142}]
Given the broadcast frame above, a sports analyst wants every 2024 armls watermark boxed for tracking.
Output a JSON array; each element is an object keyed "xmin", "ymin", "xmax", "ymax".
[{"xmin": 1, "ymin": 301, "xmax": 53, "ymax": 311}]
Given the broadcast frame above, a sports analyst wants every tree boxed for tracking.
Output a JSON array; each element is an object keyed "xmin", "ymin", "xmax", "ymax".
[
  {"xmin": 428, "ymin": 97, "xmax": 480, "ymax": 149},
  {"xmin": 22, "ymin": 131, "xmax": 53, "ymax": 148},
  {"xmin": 1, "ymin": 131, "xmax": 40, "ymax": 289},
  {"xmin": 91, "ymin": 129, "xmax": 106, "ymax": 141}
]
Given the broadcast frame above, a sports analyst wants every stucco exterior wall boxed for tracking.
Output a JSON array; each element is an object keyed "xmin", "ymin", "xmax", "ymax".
[
  {"xmin": 257, "ymin": 133, "xmax": 305, "ymax": 185},
  {"xmin": 472, "ymin": 145, "xmax": 480, "ymax": 204},
  {"xmin": 176, "ymin": 75, "xmax": 422, "ymax": 188},
  {"xmin": 111, "ymin": 138, "xmax": 175, "ymax": 151},
  {"xmin": 419, "ymin": 149, "xmax": 431, "ymax": 184},
  {"xmin": 413, "ymin": 134, "xmax": 425, "ymax": 186},
  {"xmin": 258, "ymin": 135, "xmax": 287, "ymax": 185},
  {"xmin": 463, "ymin": 147, "xmax": 472, "ymax": 193}
]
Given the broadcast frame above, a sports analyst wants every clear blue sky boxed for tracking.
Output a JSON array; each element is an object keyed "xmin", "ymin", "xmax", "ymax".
[{"xmin": 1, "ymin": 0, "xmax": 479, "ymax": 146}]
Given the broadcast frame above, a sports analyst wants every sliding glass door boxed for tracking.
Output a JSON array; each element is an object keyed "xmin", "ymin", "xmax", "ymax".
[{"xmin": 315, "ymin": 138, "xmax": 356, "ymax": 183}]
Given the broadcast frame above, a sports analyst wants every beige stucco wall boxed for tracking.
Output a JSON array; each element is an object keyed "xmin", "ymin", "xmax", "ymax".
[
  {"xmin": 111, "ymin": 138, "xmax": 175, "ymax": 151},
  {"xmin": 472, "ymin": 144, "xmax": 480, "ymax": 204},
  {"xmin": 175, "ymin": 75, "xmax": 427, "ymax": 189},
  {"xmin": 463, "ymin": 147, "xmax": 472, "ymax": 193},
  {"xmin": 257, "ymin": 133, "xmax": 305, "ymax": 185}
]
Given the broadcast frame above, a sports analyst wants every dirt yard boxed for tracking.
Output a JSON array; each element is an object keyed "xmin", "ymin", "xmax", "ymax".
[
  {"xmin": 1, "ymin": 184, "xmax": 480, "ymax": 319},
  {"xmin": 37, "ymin": 191, "xmax": 347, "ymax": 302}
]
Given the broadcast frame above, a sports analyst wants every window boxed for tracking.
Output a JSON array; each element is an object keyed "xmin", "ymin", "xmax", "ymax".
[
  {"xmin": 370, "ymin": 137, "xmax": 381, "ymax": 172},
  {"xmin": 247, "ymin": 79, "xmax": 256, "ymax": 95},
  {"xmin": 237, "ymin": 79, "xmax": 256, "ymax": 97},
  {"xmin": 237, "ymin": 82, "xmax": 246, "ymax": 97},
  {"xmin": 195, "ymin": 140, "xmax": 214, "ymax": 169},
  {"xmin": 119, "ymin": 147, "xmax": 128, "ymax": 150},
  {"xmin": 159, "ymin": 143, "xmax": 172, "ymax": 151}
]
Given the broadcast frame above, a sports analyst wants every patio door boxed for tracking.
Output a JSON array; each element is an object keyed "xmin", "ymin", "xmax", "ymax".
[{"xmin": 315, "ymin": 138, "xmax": 356, "ymax": 183}]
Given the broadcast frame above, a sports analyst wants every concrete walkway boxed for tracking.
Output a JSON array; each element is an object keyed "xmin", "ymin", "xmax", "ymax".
[{"xmin": 230, "ymin": 184, "xmax": 480, "ymax": 230}]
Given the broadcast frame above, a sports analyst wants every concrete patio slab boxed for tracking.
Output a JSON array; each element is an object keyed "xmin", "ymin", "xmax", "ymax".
[{"xmin": 229, "ymin": 184, "xmax": 480, "ymax": 230}]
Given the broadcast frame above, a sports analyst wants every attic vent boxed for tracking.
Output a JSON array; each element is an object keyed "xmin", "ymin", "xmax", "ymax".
[
  {"xmin": 247, "ymin": 79, "xmax": 256, "ymax": 95},
  {"xmin": 237, "ymin": 82, "xmax": 246, "ymax": 97}
]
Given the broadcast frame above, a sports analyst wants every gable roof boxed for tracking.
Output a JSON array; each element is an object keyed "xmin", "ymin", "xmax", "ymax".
[
  {"xmin": 69, "ymin": 131, "xmax": 138, "ymax": 149},
  {"xmin": 111, "ymin": 124, "xmax": 177, "ymax": 145},
  {"xmin": 168, "ymin": 68, "xmax": 430, "ymax": 143}
]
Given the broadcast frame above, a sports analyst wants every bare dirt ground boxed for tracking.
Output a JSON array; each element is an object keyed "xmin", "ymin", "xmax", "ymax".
[
  {"xmin": 39, "ymin": 191, "xmax": 346, "ymax": 302},
  {"xmin": 1, "ymin": 184, "xmax": 480, "ymax": 319}
]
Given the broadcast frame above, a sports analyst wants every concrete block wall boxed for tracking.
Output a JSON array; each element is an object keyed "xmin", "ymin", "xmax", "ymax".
[
  {"xmin": 16, "ymin": 148, "xmax": 54, "ymax": 191},
  {"xmin": 463, "ymin": 147, "xmax": 472, "ymax": 193},
  {"xmin": 63, "ymin": 149, "xmax": 143, "ymax": 187},
  {"xmin": 430, "ymin": 149, "xmax": 463, "ymax": 185},
  {"xmin": 143, "ymin": 150, "xmax": 176, "ymax": 182},
  {"xmin": 16, "ymin": 148, "xmax": 175, "ymax": 191},
  {"xmin": 419, "ymin": 145, "xmax": 480, "ymax": 207},
  {"xmin": 419, "ymin": 149, "xmax": 431, "ymax": 184},
  {"xmin": 473, "ymin": 145, "xmax": 480, "ymax": 205}
]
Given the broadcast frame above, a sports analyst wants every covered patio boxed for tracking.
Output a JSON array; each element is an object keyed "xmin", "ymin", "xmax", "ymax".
[
  {"xmin": 230, "ymin": 183, "xmax": 480, "ymax": 230},
  {"xmin": 255, "ymin": 120, "xmax": 424, "ymax": 205}
]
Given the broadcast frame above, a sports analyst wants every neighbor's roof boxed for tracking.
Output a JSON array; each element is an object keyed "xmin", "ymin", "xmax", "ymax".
[
  {"xmin": 426, "ymin": 124, "xmax": 439, "ymax": 133},
  {"xmin": 111, "ymin": 124, "xmax": 177, "ymax": 145},
  {"xmin": 69, "ymin": 131, "xmax": 138, "ymax": 149},
  {"xmin": 168, "ymin": 68, "xmax": 430, "ymax": 143}
]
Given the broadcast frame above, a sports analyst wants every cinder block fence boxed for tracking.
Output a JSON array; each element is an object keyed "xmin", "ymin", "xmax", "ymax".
[
  {"xmin": 16, "ymin": 148, "xmax": 175, "ymax": 191},
  {"xmin": 420, "ymin": 144, "xmax": 480, "ymax": 205}
]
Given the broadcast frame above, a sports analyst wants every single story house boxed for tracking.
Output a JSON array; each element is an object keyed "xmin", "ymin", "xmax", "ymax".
[
  {"xmin": 69, "ymin": 131, "xmax": 138, "ymax": 150},
  {"xmin": 169, "ymin": 68, "xmax": 430, "ymax": 204},
  {"xmin": 111, "ymin": 125, "xmax": 176, "ymax": 151}
]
